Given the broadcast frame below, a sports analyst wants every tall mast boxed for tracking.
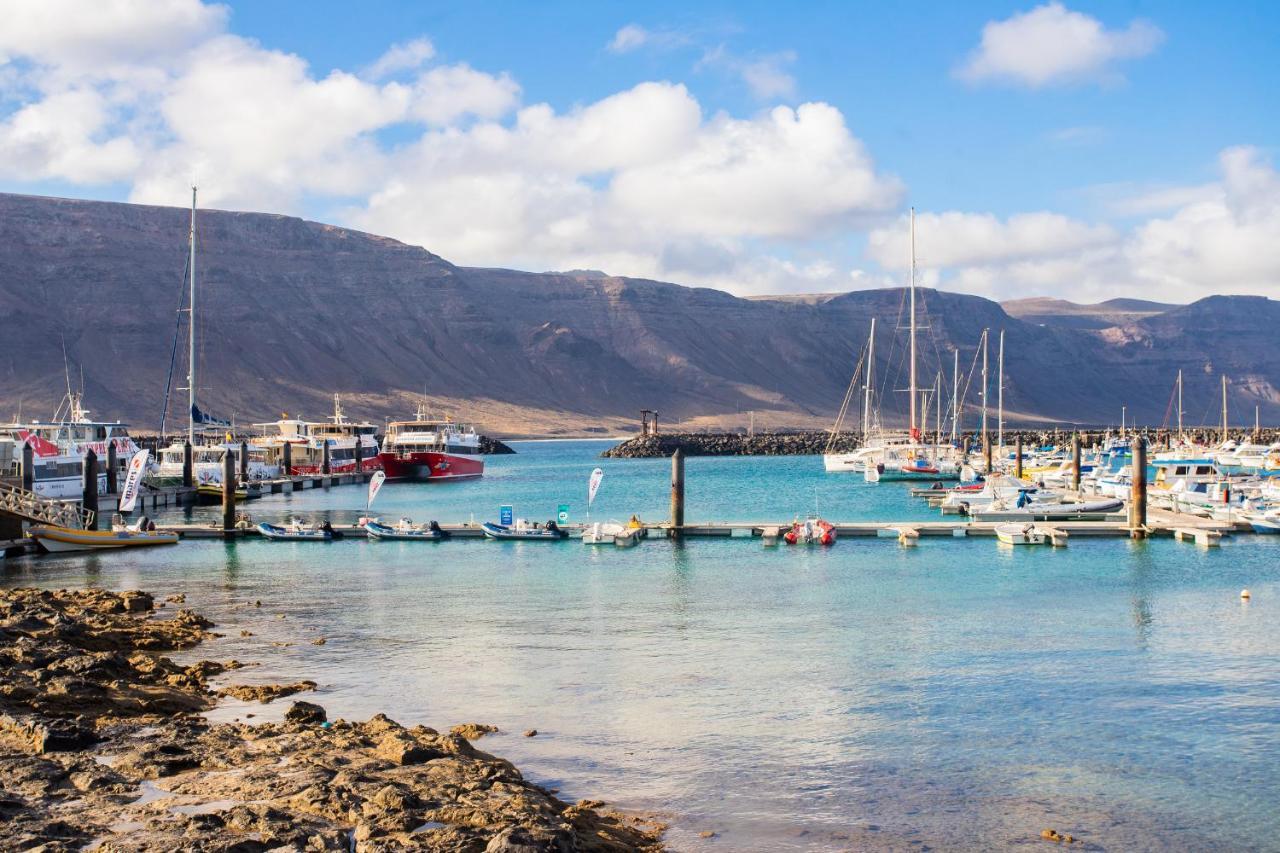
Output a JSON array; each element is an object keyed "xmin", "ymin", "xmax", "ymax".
[
  {"xmin": 935, "ymin": 371, "xmax": 942, "ymax": 450},
  {"xmin": 997, "ymin": 329, "xmax": 1005, "ymax": 450},
  {"xmin": 980, "ymin": 329, "xmax": 989, "ymax": 446},
  {"xmin": 908, "ymin": 207, "xmax": 917, "ymax": 441},
  {"xmin": 187, "ymin": 186, "xmax": 197, "ymax": 444},
  {"xmin": 1177, "ymin": 368, "xmax": 1187, "ymax": 440},
  {"xmin": 951, "ymin": 348, "xmax": 959, "ymax": 442},
  {"xmin": 863, "ymin": 317, "xmax": 876, "ymax": 436},
  {"xmin": 1221, "ymin": 375, "xmax": 1228, "ymax": 443}
]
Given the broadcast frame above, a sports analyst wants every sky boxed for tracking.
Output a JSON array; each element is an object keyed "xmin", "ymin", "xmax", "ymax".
[{"xmin": 0, "ymin": 0, "xmax": 1276, "ymax": 302}]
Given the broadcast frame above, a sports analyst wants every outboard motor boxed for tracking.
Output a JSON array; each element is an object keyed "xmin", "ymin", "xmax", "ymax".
[
  {"xmin": 428, "ymin": 520, "xmax": 447, "ymax": 538},
  {"xmin": 321, "ymin": 520, "xmax": 344, "ymax": 540},
  {"xmin": 546, "ymin": 520, "xmax": 560, "ymax": 535}
]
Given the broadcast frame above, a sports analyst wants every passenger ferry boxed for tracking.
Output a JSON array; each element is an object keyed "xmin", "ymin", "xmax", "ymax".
[
  {"xmin": 0, "ymin": 393, "xmax": 134, "ymax": 497},
  {"xmin": 377, "ymin": 405, "xmax": 483, "ymax": 481},
  {"xmin": 252, "ymin": 396, "xmax": 381, "ymax": 475}
]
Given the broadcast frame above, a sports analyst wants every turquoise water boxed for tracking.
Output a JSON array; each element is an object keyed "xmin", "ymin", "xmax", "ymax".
[{"xmin": 5, "ymin": 440, "xmax": 1279, "ymax": 851}]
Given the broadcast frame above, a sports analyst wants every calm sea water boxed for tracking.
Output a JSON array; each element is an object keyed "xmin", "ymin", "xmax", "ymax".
[{"xmin": 5, "ymin": 440, "xmax": 1278, "ymax": 851}]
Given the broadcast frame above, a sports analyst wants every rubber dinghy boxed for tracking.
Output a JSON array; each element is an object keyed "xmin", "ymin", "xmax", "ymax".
[
  {"xmin": 28, "ymin": 525, "xmax": 179, "ymax": 553},
  {"xmin": 365, "ymin": 518, "xmax": 447, "ymax": 540},
  {"xmin": 257, "ymin": 520, "xmax": 341, "ymax": 541},
  {"xmin": 783, "ymin": 517, "xmax": 836, "ymax": 545},
  {"xmin": 481, "ymin": 520, "xmax": 569, "ymax": 540},
  {"xmin": 994, "ymin": 498, "xmax": 1124, "ymax": 518}
]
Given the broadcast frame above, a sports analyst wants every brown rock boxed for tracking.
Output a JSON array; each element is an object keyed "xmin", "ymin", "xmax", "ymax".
[
  {"xmin": 523, "ymin": 729, "xmax": 538, "ymax": 737},
  {"xmin": 450, "ymin": 722, "xmax": 499, "ymax": 740},
  {"xmin": 284, "ymin": 701, "xmax": 327, "ymax": 724},
  {"xmin": 218, "ymin": 681, "xmax": 317, "ymax": 703}
]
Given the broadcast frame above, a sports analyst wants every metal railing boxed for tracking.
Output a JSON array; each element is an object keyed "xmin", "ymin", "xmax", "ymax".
[{"xmin": 0, "ymin": 481, "xmax": 95, "ymax": 529}]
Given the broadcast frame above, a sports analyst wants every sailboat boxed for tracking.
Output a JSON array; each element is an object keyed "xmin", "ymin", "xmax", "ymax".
[
  {"xmin": 824, "ymin": 209, "xmax": 960, "ymax": 481},
  {"xmin": 150, "ymin": 188, "xmax": 275, "ymax": 487}
]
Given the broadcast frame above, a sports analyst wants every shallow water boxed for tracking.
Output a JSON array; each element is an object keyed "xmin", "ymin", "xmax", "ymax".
[{"xmin": 5, "ymin": 440, "xmax": 1279, "ymax": 850}]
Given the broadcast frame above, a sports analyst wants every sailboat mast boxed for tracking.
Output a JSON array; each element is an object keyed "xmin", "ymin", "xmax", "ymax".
[
  {"xmin": 863, "ymin": 317, "xmax": 876, "ymax": 436},
  {"xmin": 1177, "ymin": 369, "xmax": 1183, "ymax": 442},
  {"xmin": 951, "ymin": 348, "xmax": 959, "ymax": 442},
  {"xmin": 980, "ymin": 330, "xmax": 989, "ymax": 445},
  {"xmin": 997, "ymin": 329, "xmax": 1004, "ymax": 450},
  {"xmin": 1221, "ymin": 375, "xmax": 1228, "ymax": 442},
  {"xmin": 187, "ymin": 186, "xmax": 197, "ymax": 445},
  {"xmin": 908, "ymin": 207, "xmax": 917, "ymax": 441},
  {"xmin": 935, "ymin": 372, "xmax": 942, "ymax": 449}
]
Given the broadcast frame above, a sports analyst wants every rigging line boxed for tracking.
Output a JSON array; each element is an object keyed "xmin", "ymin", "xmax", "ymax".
[
  {"xmin": 824, "ymin": 342, "xmax": 868, "ymax": 453},
  {"xmin": 1160, "ymin": 375, "xmax": 1178, "ymax": 430},
  {"xmin": 955, "ymin": 338, "xmax": 984, "ymax": 432},
  {"xmin": 159, "ymin": 251, "xmax": 191, "ymax": 437},
  {"xmin": 878, "ymin": 289, "xmax": 908, "ymax": 425}
]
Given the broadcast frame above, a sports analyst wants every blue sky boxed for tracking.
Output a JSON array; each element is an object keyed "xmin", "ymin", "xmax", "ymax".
[{"xmin": 0, "ymin": 0, "xmax": 1276, "ymax": 301}]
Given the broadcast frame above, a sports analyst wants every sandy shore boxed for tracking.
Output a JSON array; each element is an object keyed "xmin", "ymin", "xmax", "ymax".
[{"xmin": 0, "ymin": 587, "xmax": 665, "ymax": 851}]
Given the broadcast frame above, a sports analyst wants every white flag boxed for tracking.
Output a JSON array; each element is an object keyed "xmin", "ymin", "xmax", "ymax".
[
  {"xmin": 588, "ymin": 467, "xmax": 604, "ymax": 507},
  {"xmin": 367, "ymin": 470, "xmax": 386, "ymax": 508},
  {"xmin": 118, "ymin": 451, "xmax": 150, "ymax": 513}
]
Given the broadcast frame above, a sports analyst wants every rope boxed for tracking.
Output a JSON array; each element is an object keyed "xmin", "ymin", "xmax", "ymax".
[{"xmin": 158, "ymin": 251, "xmax": 191, "ymax": 437}]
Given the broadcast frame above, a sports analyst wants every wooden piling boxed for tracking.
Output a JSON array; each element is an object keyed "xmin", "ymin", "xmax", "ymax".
[
  {"xmin": 106, "ymin": 441, "xmax": 118, "ymax": 495},
  {"xmin": 670, "ymin": 449, "xmax": 685, "ymax": 536},
  {"xmin": 322, "ymin": 440, "xmax": 331, "ymax": 475},
  {"xmin": 283, "ymin": 441, "xmax": 293, "ymax": 476},
  {"xmin": 222, "ymin": 450, "xmax": 237, "ymax": 535},
  {"xmin": 1129, "ymin": 437, "xmax": 1148, "ymax": 538},
  {"xmin": 1014, "ymin": 435, "xmax": 1023, "ymax": 480},
  {"xmin": 239, "ymin": 440, "xmax": 249, "ymax": 484},
  {"xmin": 182, "ymin": 441, "xmax": 193, "ymax": 488},
  {"xmin": 983, "ymin": 436, "xmax": 993, "ymax": 474},
  {"xmin": 82, "ymin": 449, "xmax": 99, "ymax": 530},
  {"xmin": 355, "ymin": 435, "xmax": 363, "ymax": 473},
  {"xmin": 21, "ymin": 442, "xmax": 33, "ymax": 493},
  {"xmin": 1071, "ymin": 434, "xmax": 1082, "ymax": 492}
]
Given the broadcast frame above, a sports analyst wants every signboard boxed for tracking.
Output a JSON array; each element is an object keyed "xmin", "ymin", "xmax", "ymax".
[
  {"xmin": 499, "ymin": 505, "xmax": 513, "ymax": 526},
  {"xmin": 557, "ymin": 504, "xmax": 569, "ymax": 524},
  {"xmin": 588, "ymin": 467, "xmax": 604, "ymax": 507},
  {"xmin": 118, "ymin": 450, "xmax": 150, "ymax": 513},
  {"xmin": 367, "ymin": 470, "xmax": 386, "ymax": 509}
]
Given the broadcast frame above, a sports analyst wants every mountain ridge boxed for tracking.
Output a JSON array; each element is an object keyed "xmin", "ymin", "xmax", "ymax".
[{"xmin": 0, "ymin": 191, "xmax": 1275, "ymax": 435}]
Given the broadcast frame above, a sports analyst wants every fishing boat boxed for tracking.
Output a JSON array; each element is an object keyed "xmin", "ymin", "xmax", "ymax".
[
  {"xmin": 783, "ymin": 517, "xmax": 836, "ymax": 545},
  {"xmin": 364, "ymin": 518, "xmax": 446, "ymax": 540},
  {"xmin": 376, "ymin": 405, "xmax": 482, "ymax": 482},
  {"xmin": 582, "ymin": 521, "xmax": 626, "ymax": 544},
  {"xmin": 481, "ymin": 520, "xmax": 568, "ymax": 540},
  {"xmin": 28, "ymin": 523, "xmax": 178, "ymax": 553},
  {"xmin": 257, "ymin": 520, "xmax": 340, "ymax": 541},
  {"xmin": 995, "ymin": 523, "xmax": 1045, "ymax": 545}
]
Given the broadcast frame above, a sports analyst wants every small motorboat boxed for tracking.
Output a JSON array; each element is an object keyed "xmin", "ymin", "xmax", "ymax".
[
  {"xmin": 257, "ymin": 520, "xmax": 340, "ymax": 541},
  {"xmin": 1244, "ymin": 510, "xmax": 1280, "ymax": 534},
  {"xmin": 196, "ymin": 483, "xmax": 248, "ymax": 504},
  {"xmin": 783, "ymin": 517, "xmax": 836, "ymax": 545},
  {"xmin": 365, "ymin": 517, "xmax": 446, "ymax": 540},
  {"xmin": 481, "ymin": 519, "xmax": 569, "ymax": 540},
  {"xmin": 582, "ymin": 521, "xmax": 626, "ymax": 544},
  {"xmin": 28, "ymin": 520, "xmax": 179, "ymax": 553},
  {"xmin": 995, "ymin": 523, "xmax": 1045, "ymax": 545},
  {"xmin": 613, "ymin": 526, "xmax": 643, "ymax": 547}
]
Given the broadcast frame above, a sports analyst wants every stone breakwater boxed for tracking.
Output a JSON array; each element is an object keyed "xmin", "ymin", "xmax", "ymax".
[
  {"xmin": 601, "ymin": 427, "xmax": 1280, "ymax": 458},
  {"xmin": 0, "ymin": 587, "xmax": 663, "ymax": 851},
  {"xmin": 479, "ymin": 436, "xmax": 517, "ymax": 455}
]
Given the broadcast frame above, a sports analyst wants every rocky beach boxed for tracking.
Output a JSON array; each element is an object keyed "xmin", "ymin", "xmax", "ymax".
[{"xmin": 0, "ymin": 587, "xmax": 664, "ymax": 851}]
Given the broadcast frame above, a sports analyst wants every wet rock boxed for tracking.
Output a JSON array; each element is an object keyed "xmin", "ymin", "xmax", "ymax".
[
  {"xmin": 699, "ymin": 830, "xmax": 717, "ymax": 838},
  {"xmin": 311, "ymin": 636, "xmax": 327, "ymax": 645},
  {"xmin": 218, "ymin": 680, "xmax": 317, "ymax": 703},
  {"xmin": 523, "ymin": 729, "xmax": 538, "ymax": 737},
  {"xmin": 284, "ymin": 701, "xmax": 327, "ymax": 725},
  {"xmin": 451, "ymin": 722, "xmax": 499, "ymax": 740}
]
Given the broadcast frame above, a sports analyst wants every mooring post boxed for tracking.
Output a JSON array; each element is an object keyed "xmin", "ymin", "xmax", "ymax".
[
  {"xmin": 222, "ymin": 448, "xmax": 237, "ymax": 535},
  {"xmin": 670, "ymin": 449, "xmax": 684, "ymax": 536},
  {"xmin": 1071, "ymin": 433, "xmax": 1082, "ymax": 493},
  {"xmin": 961, "ymin": 435, "xmax": 970, "ymax": 462},
  {"xmin": 21, "ymin": 442, "xmax": 34, "ymax": 493},
  {"xmin": 106, "ymin": 441, "xmax": 118, "ymax": 495},
  {"xmin": 82, "ymin": 449, "xmax": 99, "ymax": 530},
  {"xmin": 322, "ymin": 439, "xmax": 331, "ymax": 475},
  {"xmin": 983, "ymin": 436, "xmax": 993, "ymax": 474},
  {"xmin": 182, "ymin": 441, "xmax": 193, "ymax": 488},
  {"xmin": 239, "ymin": 440, "xmax": 249, "ymax": 484},
  {"xmin": 1130, "ymin": 436, "xmax": 1148, "ymax": 538},
  {"xmin": 1014, "ymin": 435, "xmax": 1023, "ymax": 480},
  {"xmin": 282, "ymin": 441, "xmax": 293, "ymax": 477},
  {"xmin": 355, "ymin": 435, "xmax": 363, "ymax": 473}
]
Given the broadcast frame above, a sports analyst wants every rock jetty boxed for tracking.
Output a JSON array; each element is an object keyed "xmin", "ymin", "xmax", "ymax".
[
  {"xmin": 479, "ymin": 436, "xmax": 517, "ymax": 454},
  {"xmin": 0, "ymin": 587, "xmax": 663, "ymax": 851}
]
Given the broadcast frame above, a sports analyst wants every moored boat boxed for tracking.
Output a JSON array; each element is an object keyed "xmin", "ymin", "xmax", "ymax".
[
  {"xmin": 28, "ymin": 524, "xmax": 178, "ymax": 553},
  {"xmin": 364, "ymin": 518, "xmax": 446, "ymax": 540},
  {"xmin": 783, "ymin": 517, "xmax": 836, "ymax": 545},
  {"xmin": 377, "ymin": 405, "xmax": 483, "ymax": 482},
  {"xmin": 481, "ymin": 520, "xmax": 568, "ymax": 540},
  {"xmin": 995, "ymin": 523, "xmax": 1045, "ymax": 545},
  {"xmin": 257, "ymin": 520, "xmax": 340, "ymax": 541},
  {"xmin": 582, "ymin": 521, "xmax": 626, "ymax": 544}
]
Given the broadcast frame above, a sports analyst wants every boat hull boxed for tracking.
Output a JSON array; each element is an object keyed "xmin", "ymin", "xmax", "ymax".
[
  {"xmin": 257, "ymin": 522, "xmax": 332, "ymax": 541},
  {"xmin": 377, "ymin": 451, "xmax": 484, "ymax": 482},
  {"xmin": 29, "ymin": 525, "xmax": 179, "ymax": 553},
  {"xmin": 481, "ymin": 522, "xmax": 567, "ymax": 540},
  {"xmin": 364, "ymin": 522, "xmax": 444, "ymax": 541}
]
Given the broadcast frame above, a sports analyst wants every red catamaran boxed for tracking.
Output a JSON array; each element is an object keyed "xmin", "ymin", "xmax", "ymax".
[{"xmin": 376, "ymin": 405, "xmax": 484, "ymax": 482}]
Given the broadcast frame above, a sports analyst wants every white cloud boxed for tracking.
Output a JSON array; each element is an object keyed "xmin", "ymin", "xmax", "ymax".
[
  {"xmin": 606, "ymin": 24, "xmax": 691, "ymax": 54},
  {"xmin": 867, "ymin": 211, "xmax": 1116, "ymax": 270},
  {"xmin": 697, "ymin": 45, "xmax": 796, "ymax": 100},
  {"xmin": 956, "ymin": 2, "xmax": 1163, "ymax": 88},
  {"xmin": 408, "ymin": 64, "xmax": 519, "ymax": 126},
  {"xmin": 364, "ymin": 37, "xmax": 435, "ymax": 80}
]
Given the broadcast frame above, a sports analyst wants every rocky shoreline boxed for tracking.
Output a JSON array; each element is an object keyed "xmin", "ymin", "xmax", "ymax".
[
  {"xmin": 0, "ymin": 587, "xmax": 663, "ymax": 851},
  {"xmin": 600, "ymin": 427, "xmax": 1280, "ymax": 458}
]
